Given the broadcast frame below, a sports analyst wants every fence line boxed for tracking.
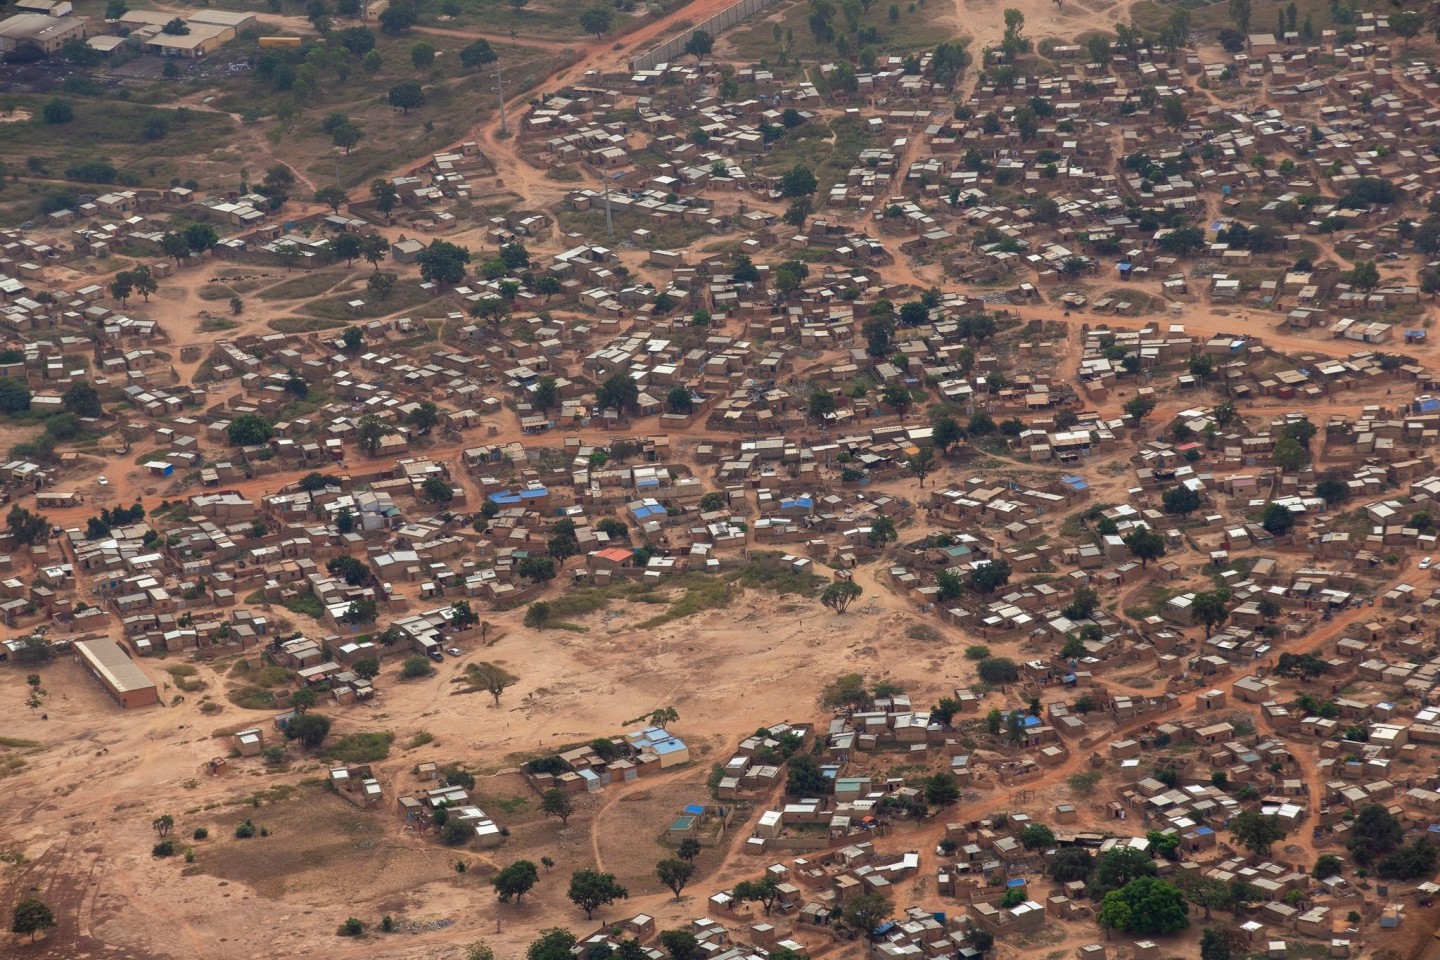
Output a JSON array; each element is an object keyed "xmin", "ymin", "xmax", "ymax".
[{"xmin": 628, "ymin": 0, "xmax": 780, "ymax": 72}]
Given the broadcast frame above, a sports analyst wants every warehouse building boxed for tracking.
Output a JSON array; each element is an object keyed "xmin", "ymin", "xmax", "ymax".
[
  {"xmin": 0, "ymin": 12, "xmax": 87, "ymax": 55},
  {"xmin": 73, "ymin": 638, "xmax": 159, "ymax": 708}
]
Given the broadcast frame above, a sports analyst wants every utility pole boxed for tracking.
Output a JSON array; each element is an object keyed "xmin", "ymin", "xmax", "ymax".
[
  {"xmin": 495, "ymin": 67, "xmax": 508, "ymax": 136},
  {"xmin": 603, "ymin": 176, "xmax": 613, "ymax": 238}
]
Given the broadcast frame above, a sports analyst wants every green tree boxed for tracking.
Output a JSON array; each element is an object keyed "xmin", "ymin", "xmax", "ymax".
[
  {"xmin": 1261, "ymin": 502, "xmax": 1295, "ymax": 535},
  {"xmin": 331, "ymin": 232, "xmax": 363, "ymax": 265},
  {"xmin": 1273, "ymin": 437, "xmax": 1310, "ymax": 472},
  {"xmin": 780, "ymin": 163, "xmax": 818, "ymax": 197},
  {"xmin": 527, "ymin": 929, "xmax": 576, "ymax": 960},
  {"xmin": 369, "ymin": 180, "xmax": 399, "ymax": 220},
  {"xmin": 417, "ymin": 240, "xmax": 470, "ymax": 286},
  {"xmin": 820, "ymin": 580, "xmax": 863, "ymax": 613},
  {"xmin": 62, "ymin": 382, "xmax": 101, "ymax": 418},
  {"xmin": 541, "ymin": 789, "xmax": 573, "ymax": 826},
  {"xmin": 1008, "ymin": 821, "xmax": 1052, "ymax": 851},
  {"xmin": 1048, "ymin": 847, "xmax": 1095, "ymax": 884},
  {"xmin": 0, "ymin": 378, "xmax": 32, "ymax": 415},
  {"xmin": 1389, "ymin": 10, "xmax": 1423, "ymax": 45},
  {"xmin": 407, "ymin": 400, "xmax": 440, "ymax": 435},
  {"xmin": 1094, "ymin": 847, "xmax": 1157, "ymax": 897},
  {"xmin": 1161, "ymin": 95, "xmax": 1187, "ymax": 128},
  {"xmin": 656, "ymin": 858, "xmax": 695, "ymax": 899},
  {"xmin": 459, "ymin": 39, "xmax": 498, "ymax": 69},
  {"xmin": 181, "ymin": 222, "xmax": 219, "ymax": 254},
  {"xmin": 935, "ymin": 568, "xmax": 964, "ymax": 603},
  {"xmin": 684, "ymin": 29, "xmax": 714, "ymax": 59},
  {"xmin": 332, "ymin": 122, "xmax": 363, "ymax": 154},
  {"xmin": 492, "ymin": 860, "xmax": 540, "ymax": 903},
  {"xmin": 12, "ymin": 898, "xmax": 55, "ymax": 942},
  {"xmin": 1229, "ymin": 810, "xmax": 1286, "ymax": 857},
  {"xmin": 378, "ymin": 2, "xmax": 417, "ymax": 31},
  {"xmin": 1347, "ymin": 804, "xmax": 1403, "ymax": 865},
  {"xmin": 1191, "ymin": 591, "xmax": 1230, "ymax": 637},
  {"xmin": 567, "ymin": 869, "xmax": 628, "ymax": 920},
  {"xmin": 923, "ymin": 772, "xmax": 960, "ymax": 807},
  {"xmin": 967, "ymin": 559, "xmax": 1011, "ymax": 594},
  {"xmin": 785, "ymin": 753, "xmax": 828, "ymax": 795},
  {"xmin": 468, "ymin": 662, "xmax": 518, "ymax": 708},
  {"xmin": 1175, "ymin": 873, "xmax": 1231, "ymax": 921},
  {"xmin": 1200, "ymin": 929, "xmax": 1231, "ymax": 960},
  {"xmin": 1123, "ymin": 394, "xmax": 1156, "ymax": 423},
  {"xmin": 6, "ymin": 506, "xmax": 48, "ymax": 546},
  {"xmin": 1162, "ymin": 485, "xmax": 1200, "ymax": 516},
  {"xmin": 284, "ymin": 712, "xmax": 332, "ymax": 748},
  {"xmin": 666, "ymin": 385, "xmax": 694, "ymax": 414},
  {"xmin": 906, "ymin": 445, "xmax": 935, "ymax": 487},
  {"xmin": 388, "ymin": 81, "xmax": 425, "ymax": 113},
  {"xmin": 314, "ymin": 186, "xmax": 347, "ymax": 213},
  {"xmin": 227, "ymin": 415, "xmax": 274, "ymax": 446},
  {"xmin": 161, "ymin": 232, "xmax": 191, "ymax": 264},
  {"xmin": 733, "ymin": 877, "xmax": 781, "ymax": 915},
  {"xmin": 578, "ymin": 6, "xmax": 613, "ymax": 36},
  {"xmin": 1099, "ymin": 877, "xmax": 1188, "ymax": 935},
  {"xmin": 842, "ymin": 892, "xmax": 894, "ymax": 938},
  {"xmin": 1347, "ymin": 260, "xmax": 1380, "ymax": 292},
  {"xmin": 596, "ymin": 374, "xmax": 639, "ymax": 414}
]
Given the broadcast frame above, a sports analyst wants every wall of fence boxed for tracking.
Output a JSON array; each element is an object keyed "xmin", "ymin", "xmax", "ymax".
[{"xmin": 628, "ymin": 0, "xmax": 779, "ymax": 72}]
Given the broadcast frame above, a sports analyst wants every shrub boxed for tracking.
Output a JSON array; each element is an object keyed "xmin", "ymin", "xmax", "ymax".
[
  {"xmin": 401, "ymin": 656, "xmax": 433, "ymax": 679},
  {"xmin": 235, "ymin": 819, "xmax": 257, "ymax": 839},
  {"xmin": 441, "ymin": 818, "xmax": 472, "ymax": 846},
  {"xmin": 976, "ymin": 657, "xmax": 1019, "ymax": 684},
  {"xmin": 337, "ymin": 917, "xmax": 364, "ymax": 937},
  {"xmin": 192, "ymin": 827, "xmax": 208, "ymax": 840},
  {"xmin": 152, "ymin": 839, "xmax": 177, "ymax": 857}
]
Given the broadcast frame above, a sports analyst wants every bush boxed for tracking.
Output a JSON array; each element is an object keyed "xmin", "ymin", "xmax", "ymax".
[
  {"xmin": 964, "ymin": 644, "xmax": 990, "ymax": 660},
  {"xmin": 976, "ymin": 657, "xmax": 1019, "ymax": 684},
  {"xmin": 338, "ymin": 917, "xmax": 364, "ymax": 937},
  {"xmin": 441, "ymin": 818, "xmax": 472, "ymax": 846},
  {"xmin": 42, "ymin": 98, "xmax": 74, "ymax": 124},
  {"xmin": 235, "ymin": 819, "xmax": 257, "ymax": 838},
  {"xmin": 284, "ymin": 712, "xmax": 331, "ymax": 749},
  {"xmin": 401, "ymin": 656, "xmax": 433, "ymax": 679},
  {"xmin": 192, "ymin": 827, "xmax": 208, "ymax": 840},
  {"xmin": 152, "ymin": 839, "xmax": 177, "ymax": 857}
]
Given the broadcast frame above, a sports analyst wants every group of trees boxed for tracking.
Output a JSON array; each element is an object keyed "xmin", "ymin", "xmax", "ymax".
[
  {"xmin": 85, "ymin": 501, "xmax": 144, "ymax": 539},
  {"xmin": 108, "ymin": 266, "xmax": 159, "ymax": 306}
]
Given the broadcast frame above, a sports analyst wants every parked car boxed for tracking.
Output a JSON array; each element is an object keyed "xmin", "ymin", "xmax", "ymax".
[
  {"xmin": 446, "ymin": 647, "xmax": 462, "ymax": 657},
  {"xmin": 1421, "ymin": 557, "xmax": 1433, "ymax": 570}
]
